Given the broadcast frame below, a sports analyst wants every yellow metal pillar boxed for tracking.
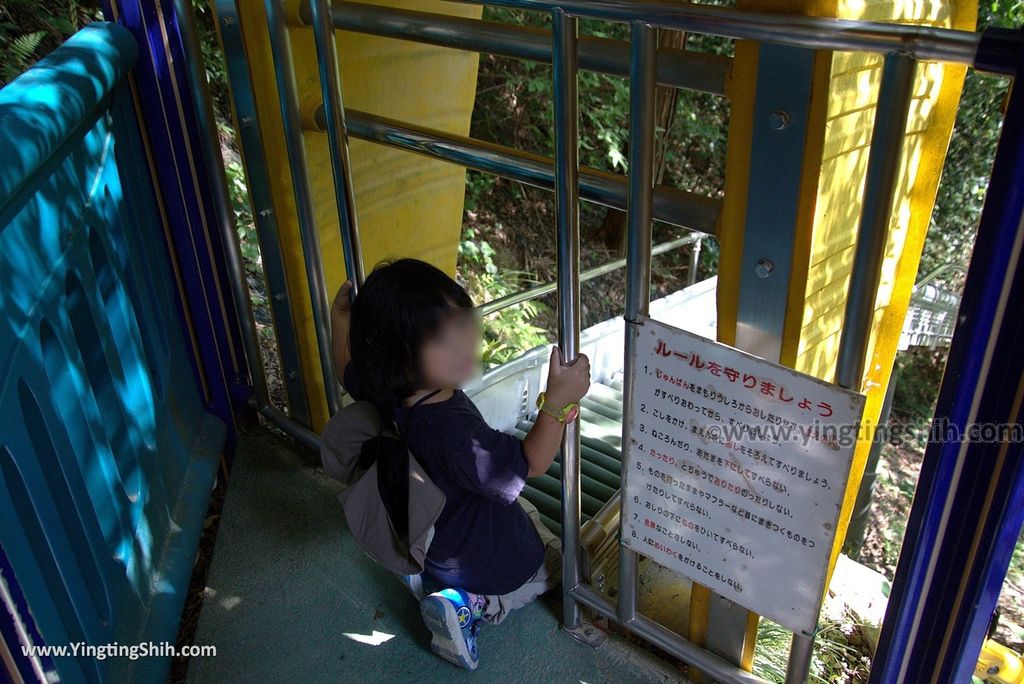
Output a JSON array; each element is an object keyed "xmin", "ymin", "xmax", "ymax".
[
  {"xmin": 231, "ymin": 0, "xmax": 481, "ymax": 429},
  {"xmin": 704, "ymin": 0, "xmax": 976, "ymax": 667}
]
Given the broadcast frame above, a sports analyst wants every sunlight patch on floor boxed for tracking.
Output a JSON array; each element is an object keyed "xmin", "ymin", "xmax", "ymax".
[{"xmin": 343, "ymin": 630, "xmax": 396, "ymax": 646}]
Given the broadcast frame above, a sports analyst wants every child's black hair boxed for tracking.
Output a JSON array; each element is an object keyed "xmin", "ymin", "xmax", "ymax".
[{"xmin": 348, "ymin": 258, "xmax": 474, "ymax": 412}]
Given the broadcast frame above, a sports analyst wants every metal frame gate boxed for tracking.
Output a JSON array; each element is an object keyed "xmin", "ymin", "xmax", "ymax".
[{"xmin": 206, "ymin": 2, "xmax": 1024, "ymax": 682}]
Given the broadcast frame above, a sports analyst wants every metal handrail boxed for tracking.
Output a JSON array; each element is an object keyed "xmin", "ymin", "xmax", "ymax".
[
  {"xmin": 449, "ymin": 0, "xmax": 983, "ymax": 66},
  {"xmin": 571, "ymin": 584, "xmax": 768, "ymax": 684},
  {"xmin": 311, "ymin": 107, "xmax": 722, "ymax": 234},
  {"xmin": 552, "ymin": 7, "xmax": 584, "ymax": 631},
  {"xmin": 617, "ymin": 17, "xmax": 658, "ymax": 630},
  {"xmin": 309, "ymin": 0, "xmax": 365, "ymax": 288},
  {"xmin": 835, "ymin": 54, "xmax": 917, "ymax": 391},
  {"xmin": 478, "ymin": 234, "xmax": 704, "ymax": 316},
  {"xmin": 264, "ymin": 0, "xmax": 343, "ymax": 414},
  {"xmin": 297, "ymin": 1, "xmax": 731, "ymax": 96},
  {"xmin": 818, "ymin": 52, "xmax": 917, "ymax": 682},
  {"xmin": 913, "ymin": 262, "xmax": 968, "ymax": 292}
]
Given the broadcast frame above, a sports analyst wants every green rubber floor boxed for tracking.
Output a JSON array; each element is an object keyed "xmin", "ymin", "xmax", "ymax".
[{"xmin": 185, "ymin": 421, "xmax": 685, "ymax": 684}]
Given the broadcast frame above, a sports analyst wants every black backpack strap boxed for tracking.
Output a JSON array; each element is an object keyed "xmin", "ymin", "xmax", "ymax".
[
  {"xmin": 373, "ymin": 389, "xmax": 441, "ymax": 543},
  {"xmin": 397, "ymin": 389, "xmax": 441, "ymax": 435}
]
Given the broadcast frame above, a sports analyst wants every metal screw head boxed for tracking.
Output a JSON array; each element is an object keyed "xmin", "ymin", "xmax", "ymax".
[
  {"xmin": 259, "ymin": 208, "xmax": 273, "ymax": 219},
  {"xmin": 220, "ymin": 16, "xmax": 234, "ymax": 28},
  {"xmin": 988, "ymin": 666, "xmax": 1000, "ymax": 675},
  {"xmin": 755, "ymin": 259, "xmax": 774, "ymax": 278},
  {"xmin": 769, "ymin": 110, "xmax": 790, "ymax": 130}
]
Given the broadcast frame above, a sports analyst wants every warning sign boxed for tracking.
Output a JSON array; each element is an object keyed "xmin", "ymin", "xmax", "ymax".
[{"xmin": 620, "ymin": 316, "xmax": 866, "ymax": 634}]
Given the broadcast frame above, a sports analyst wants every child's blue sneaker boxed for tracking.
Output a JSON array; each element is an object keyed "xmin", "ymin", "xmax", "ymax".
[{"xmin": 419, "ymin": 588, "xmax": 483, "ymax": 671}]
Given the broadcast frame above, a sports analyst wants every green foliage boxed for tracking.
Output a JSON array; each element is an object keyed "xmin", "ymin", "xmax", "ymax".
[
  {"xmin": 473, "ymin": 7, "xmax": 730, "ymax": 190},
  {"xmin": 223, "ymin": 157, "xmax": 260, "ymax": 265},
  {"xmin": 191, "ymin": 0, "xmax": 232, "ymax": 121},
  {"xmin": 464, "ymin": 171, "xmax": 497, "ymax": 214},
  {"xmin": 891, "ymin": 347, "xmax": 948, "ymax": 436},
  {"xmin": 188, "ymin": 4, "xmax": 263, "ymax": 286},
  {"xmin": 754, "ymin": 617, "xmax": 872, "ymax": 684},
  {"xmin": 0, "ymin": 1, "xmax": 101, "ymax": 86},
  {"xmin": 6, "ymin": 31, "xmax": 46, "ymax": 80},
  {"xmin": 465, "ymin": 7, "xmax": 731, "ymax": 355},
  {"xmin": 752, "ymin": 619, "xmax": 791, "ymax": 683},
  {"xmin": 923, "ymin": 0, "xmax": 1024, "ymax": 290},
  {"xmin": 458, "ymin": 226, "xmax": 548, "ymax": 367}
]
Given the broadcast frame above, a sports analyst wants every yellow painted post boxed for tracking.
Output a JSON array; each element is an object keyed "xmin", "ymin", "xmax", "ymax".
[
  {"xmin": 800, "ymin": 0, "xmax": 977, "ymax": 578},
  {"xmin": 231, "ymin": 0, "xmax": 482, "ymax": 429},
  {"xmin": 706, "ymin": 0, "xmax": 976, "ymax": 668}
]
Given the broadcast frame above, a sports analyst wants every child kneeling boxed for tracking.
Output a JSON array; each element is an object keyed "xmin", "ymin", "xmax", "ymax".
[{"xmin": 329, "ymin": 259, "xmax": 590, "ymax": 671}]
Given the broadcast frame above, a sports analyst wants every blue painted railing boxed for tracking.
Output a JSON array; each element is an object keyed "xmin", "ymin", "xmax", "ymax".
[{"xmin": 0, "ymin": 23, "xmax": 224, "ymax": 684}]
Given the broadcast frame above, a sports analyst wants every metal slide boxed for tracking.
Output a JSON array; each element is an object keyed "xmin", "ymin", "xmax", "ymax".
[{"xmin": 516, "ymin": 380, "xmax": 626, "ymax": 536}]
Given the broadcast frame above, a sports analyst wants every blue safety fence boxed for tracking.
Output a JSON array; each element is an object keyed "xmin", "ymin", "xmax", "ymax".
[{"xmin": 0, "ymin": 23, "xmax": 224, "ymax": 684}]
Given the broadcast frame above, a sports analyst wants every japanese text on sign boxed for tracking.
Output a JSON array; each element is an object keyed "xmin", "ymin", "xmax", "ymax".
[{"xmin": 621, "ymin": 316, "xmax": 866, "ymax": 633}]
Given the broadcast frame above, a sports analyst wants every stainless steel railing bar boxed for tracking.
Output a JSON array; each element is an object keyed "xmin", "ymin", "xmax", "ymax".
[
  {"xmin": 310, "ymin": 107, "xmax": 722, "ymax": 234},
  {"xmin": 309, "ymin": 0, "xmax": 365, "ymax": 289},
  {"xmin": 478, "ymin": 234, "xmax": 703, "ymax": 316},
  {"xmin": 264, "ymin": 0, "xmax": 343, "ymax": 414},
  {"xmin": 617, "ymin": 20, "xmax": 658, "ymax": 626},
  {"xmin": 552, "ymin": 7, "xmax": 584, "ymax": 631},
  {"xmin": 448, "ymin": 0, "xmax": 979, "ymax": 65},
  {"xmin": 296, "ymin": 1, "xmax": 730, "ymax": 96},
  {"xmin": 572, "ymin": 583, "xmax": 772, "ymax": 684}
]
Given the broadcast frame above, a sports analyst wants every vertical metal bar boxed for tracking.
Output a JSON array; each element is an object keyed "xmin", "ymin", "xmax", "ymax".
[
  {"xmin": 844, "ymin": 361, "xmax": 900, "ymax": 556},
  {"xmin": 172, "ymin": 0, "xmax": 269, "ymax": 409},
  {"xmin": 781, "ymin": 51, "xmax": 917, "ymax": 684},
  {"xmin": 785, "ymin": 634, "xmax": 815, "ymax": 684},
  {"xmin": 689, "ymin": 236, "xmax": 702, "ymax": 286},
  {"xmin": 264, "ymin": 0, "xmax": 342, "ymax": 415},
  {"xmin": 624, "ymin": 21, "xmax": 657, "ymax": 320},
  {"xmin": 573, "ymin": 584, "xmax": 773, "ymax": 684},
  {"xmin": 308, "ymin": 0, "xmax": 365, "ymax": 289},
  {"xmin": 617, "ymin": 20, "xmax": 657, "ymax": 626},
  {"xmin": 552, "ymin": 8, "xmax": 582, "ymax": 631},
  {"xmin": 834, "ymin": 53, "xmax": 917, "ymax": 391},
  {"xmin": 214, "ymin": 0, "xmax": 311, "ymax": 425}
]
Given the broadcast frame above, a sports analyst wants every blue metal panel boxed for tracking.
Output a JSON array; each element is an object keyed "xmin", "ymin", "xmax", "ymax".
[
  {"xmin": 101, "ymin": 0, "xmax": 253, "ymax": 439},
  {"xmin": 724, "ymin": 43, "xmax": 817, "ymax": 666},
  {"xmin": 735, "ymin": 43, "xmax": 816, "ymax": 362},
  {"xmin": 870, "ymin": 29, "xmax": 1024, "ymax": 683},
  {"xmin": 0, "ymin": 24, "xmax": 224, "ymax": 683}
]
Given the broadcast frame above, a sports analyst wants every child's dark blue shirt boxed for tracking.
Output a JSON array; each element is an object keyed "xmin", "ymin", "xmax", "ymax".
[{"xmin": 344, "ymin": 367, "xmax": 545, "ymax": 595}]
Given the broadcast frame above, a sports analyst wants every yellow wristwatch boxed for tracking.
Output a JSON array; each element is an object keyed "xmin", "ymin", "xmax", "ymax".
[{"xmin": 536, "ymin": 392, "xmax": 580, "ymax": 424}]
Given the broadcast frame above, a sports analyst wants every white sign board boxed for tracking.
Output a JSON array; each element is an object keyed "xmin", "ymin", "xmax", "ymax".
[{"xmin": 621, "ymin": 316, "xmax": 866, "ymax": 634}]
